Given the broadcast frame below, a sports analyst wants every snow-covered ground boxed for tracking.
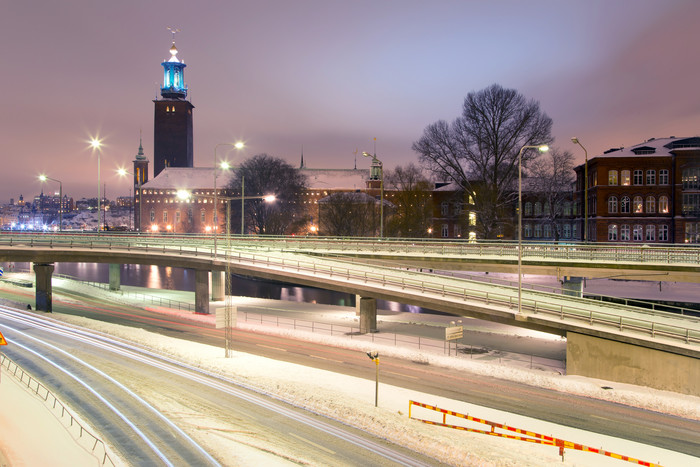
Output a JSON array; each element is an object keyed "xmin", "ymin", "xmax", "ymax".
[{"xmin": 1, "ymin": 297, "xmax": 698, "ymax": 466}]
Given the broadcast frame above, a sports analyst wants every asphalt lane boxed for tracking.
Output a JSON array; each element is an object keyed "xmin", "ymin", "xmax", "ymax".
[{"xmin": 0, "ymin": 281, "xmax": 698, "ymax": 458}]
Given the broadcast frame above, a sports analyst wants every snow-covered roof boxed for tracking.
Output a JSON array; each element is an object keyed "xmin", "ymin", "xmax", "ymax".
[
  {"xmin": 301, "ymin": 168, "xmax": 369, "ymax": 190},
  {"xmin": 594, "ymin": 136, "xmax": 700, "ymax": 159},
  {"xmin": 142, "ymin": 167, "xmax": 371, "ymax": 192},
  {"xmin": 142, "ymin": 168, "xmax": 235, "ymax": 190}
]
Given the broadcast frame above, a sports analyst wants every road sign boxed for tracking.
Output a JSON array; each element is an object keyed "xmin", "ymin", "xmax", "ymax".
[
  {"xmin": 0, "ymin": 331, "xmax": 7, "ymax": 346},
  {"xmin": 0, "ymin": 266, "xmax": 3, "ymax": 277},
  {"xmin": 445, "ymin": 326, "xmax": 463, "ymax": 341}
]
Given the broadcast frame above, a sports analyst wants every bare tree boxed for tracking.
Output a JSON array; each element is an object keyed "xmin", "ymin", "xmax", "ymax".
[
  {"xmin": 227, "ymin": 154, "xmax": 307, "ymax": 235},
  {"xmin": 526, "ymin": 148, "xmax": 575, "ymax": 240},
  {"xmin": 383, "ymin": 163, "xmax": 433, "ymax": 237},
  {"xmin": 412, "ymin": 84, "xmax": 553, "ymax": 238},
  {"xmin": 318, "ymin": 192, "xmax": 378, "ymax": 237}
]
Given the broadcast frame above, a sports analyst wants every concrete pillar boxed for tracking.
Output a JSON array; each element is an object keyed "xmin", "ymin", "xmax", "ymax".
[
  {"xmin": 33, "ymin": 263, "xmax": 54, "ymax": 312},
  {"xmin": 561, "ymin": 276, "xmax": 584, "ymax": 297},
  {"xmin": 211, "ymin": 271, "xmax": 224, "ymax": 301},
  {"xmin": 359, "ymin": 297, "xmax": 377, "ymax": 334},
  {"xmin": 109, "ymin": 263, "xmax": 121, "ymax": 291},
  {"xmin": 195, "ymin": 269, "xmax": 210, "ymax": 314},
  {"xmin": 567, "ymin": 332, "xmax": 700, "ymax": 397}
]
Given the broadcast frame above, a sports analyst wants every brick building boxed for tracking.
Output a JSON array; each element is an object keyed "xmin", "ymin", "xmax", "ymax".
[{"xmin": 574, "ymin": 136, "xmax": 700, "ymax": 243}]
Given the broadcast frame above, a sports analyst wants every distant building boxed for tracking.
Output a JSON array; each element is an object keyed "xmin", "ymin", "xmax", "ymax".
[{"xmin": 574, "ymin": 136, "xmax": 700, "ymax": 243}]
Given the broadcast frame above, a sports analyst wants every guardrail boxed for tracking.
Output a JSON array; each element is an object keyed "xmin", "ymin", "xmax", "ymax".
[
  {"xmin": 2, "ymin": 234, "xmax": 699, "ymax": 348},
  {"xmin": 408, "ymin": 400, "xmax": 662, "ymax": 466},
  {"xmin": 0, "ymin": 354, "xmax": 116, "ymax": 466}
]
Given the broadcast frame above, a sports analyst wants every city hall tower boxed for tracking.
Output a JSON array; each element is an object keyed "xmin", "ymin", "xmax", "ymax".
[{"xmin": 153, "ymin": 39, "xmax": 194, "ymax": 177}]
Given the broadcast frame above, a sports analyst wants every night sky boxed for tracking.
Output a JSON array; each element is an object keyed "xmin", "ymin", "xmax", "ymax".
[{"xmin": 3, "ymin": 1, "xmax": 700, "ymax": 203}]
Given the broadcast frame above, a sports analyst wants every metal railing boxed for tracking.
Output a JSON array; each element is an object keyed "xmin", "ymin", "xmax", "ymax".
[
  {"xmin": 2, "ymin": 234, "xmax": 699, "ymax": 348},
  {"xmin": 0, "ymin": 354, "xmax": 116, "ymax": 466}
]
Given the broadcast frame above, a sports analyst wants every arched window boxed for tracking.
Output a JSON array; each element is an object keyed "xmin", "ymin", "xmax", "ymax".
[
  {"xmin": 620, "ymin": 196, "xmax": 630, "ymax": 213},
  {"xmin": 633, "ymin": 225, "xmax": 643, "ymax": 241},
  {"xmin": 645, "ymin": 225, "xmax": 655, "ymax": 242},
  {"xmin": 200, "ymin": 209, "xmax": 206, "ymax": 223},
  {"xmin": 620, "ymin": 224, "xmax": 630, "ymax": 241},
  {"xmin": 163, "ymin": 211, "xmax": 168, "ymax": 223},
  {"xmin": 645, "ymin": 196, "xmax": 655, "ymax": 213},
  {"xmin": 633, "ymin": 196, "xmax": 643, "ymax": 213},
  {"xmin": 150, "ymin": 209, "xmax": 155, "ymax": 222},
  {"xmin": 608, "ymin": 224, "xmax": 618, "ymax": 241},
  {"xmin": 608, "ymin": 170, "xmax": 618, "ymax": 185},
  {"xmin": 608, "ymin": 196, "xmax": 618, "ymax": 213},
  {"xmin": 524, "ymin": 223, "xmax": 532, "ymax": 238},
  {"xmin": 524, "ymin": 202, "xmax": 532, "ymax": 216},
  {"xmin": 621, "ymin": 170, "xmax": 631, "ymax": 186},
  {"xmin": 534, "ymin": 202, "xmax": 542, "ymax": 216},
  {"xmin": 659, "ymin": 195, "xmax": 669, "ymax": 213}
]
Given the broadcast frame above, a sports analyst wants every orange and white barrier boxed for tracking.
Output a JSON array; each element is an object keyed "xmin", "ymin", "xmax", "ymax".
[{"xmin": 408, "ymin": 400, "xmax": 662, "ymax": 466}]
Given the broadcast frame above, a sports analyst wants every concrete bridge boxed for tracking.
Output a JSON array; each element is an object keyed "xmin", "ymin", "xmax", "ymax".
[{"xmin": 0, "ymin": 232, "xmax": 699, "ymax": 396}]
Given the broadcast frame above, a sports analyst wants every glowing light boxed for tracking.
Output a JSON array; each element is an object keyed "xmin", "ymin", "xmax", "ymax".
[
  {"xmin": 263, "ymin": 195, "xmax": 276, "ymax": 202},
  {"xmin": 151, "ymin": 224, "xmax": 159, "ymax": 232},
  {"xmin": 90, "ymin": 138, "xmax": 102, "ymax": 150},
  {"xmin": 205, "ymin": 225, "xmax": 212, "ymax": 233},
  {"xmin": 176, "ymin": 189, "xmax": 191, "ymax": 200},
  {"xmin": 234, "ymin": 141, "xmax": 245, "ymax": 150},
  {"xmin": 166, "ymin": 225, "xmax": 172, "ymax": 231}
]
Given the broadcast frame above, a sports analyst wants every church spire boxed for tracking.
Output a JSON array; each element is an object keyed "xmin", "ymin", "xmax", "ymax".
[{"xmin": 160, "ymin": 28, "xmax": 187, "ymax": 99}]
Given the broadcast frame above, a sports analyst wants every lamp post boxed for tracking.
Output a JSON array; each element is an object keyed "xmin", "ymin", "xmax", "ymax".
[
  {"xmin": 90, "ymin": 138, "xmax": 102, "ymax": 233},
  {"xmin": 213, "ymin": 142, "xmax": 244, "ymax": 252},
  {"xmin": 366, "ymin": 351, "xmax": 380, "ymax": 407},
  {"xmin": 117, "ymin": 169, "xmax": 142, "ymax": 232},
  {"xmin": 38, "ymin": 175, "xmax": 63, "ymax": 231},
  {"xmin": 362, "ymin": 151, "xmax": 384, "ymax": 237},
  {"xmin": 571, "ymin": 137, "xmax": 588, "ymax": 242},
  {"xmin": 517, "ymin": 144, "xmax": 549, "ymax": 314}
]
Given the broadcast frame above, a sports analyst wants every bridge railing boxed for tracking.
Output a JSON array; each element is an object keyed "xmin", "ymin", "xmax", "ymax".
[{"xmin": 3, "ymin": 234, "xmax": 700, "ymax": 348}]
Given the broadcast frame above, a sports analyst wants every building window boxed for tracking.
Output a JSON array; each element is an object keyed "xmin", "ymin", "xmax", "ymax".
[
  {"xmin": 620, "ymin": 196, "xmax": 630, "ymax": 213},
  {"xmin": 534, "ymin": 202, "xmax": 542, "ymax": 216},
  {"xmin": 645, "ymin": 225, "xmax": 655, "ymax": 242},
  {"xmin": 659, "ymin": 169, "xmax": 669, "ymax": 185},
  {"xmin": 454, "ymin": 224, "xmax": 461, "ymax": 238},
  {"xmin": 608, "ymin": 224, "xmax": 618, "ymax": 241},
  {"xmin": 563, "ymin": 224, "xmax": 571, "ymax": 238},
  {"xmin": 469, "ymin": 212, "xmax": 476, "ymax": 226},
  {"xmin": 682, "ymin": 193, "xmax": 700, "ymax": 215},
  {"xmin": 608, "ymin": 170, "xmax": 618, "ymax": 185},
  {"xmin": 201, "ymin": 209, "xmax": 206, "ymax": 223},
  {"xmin": 524, "ymin": 223, "xmax": 532, "ymax": 238},
  {"xmin": 633, "ymin": 224, "xmax": 643, "ymax": 241},
  {"xmin": 659, "ymin": 225, "xmax": 669, "ymax": 241},
  {"xmin": 633, "ymin": 196, "xmax": 643, "ymax": 213},
  {"xmin": 646, "ymin": 170, "xmax": 656, "ymax": 185},
  {"xmin": 608, "ymin": 196, "xmax": 618, "ymax": 213},
  {"xmin": 534, "ymin": 224, "xmax": 541, "ymax": 238},
  {"xmin": 685, "ymin": 223, "xmax": 700, "ymax": 243},
  {"xmin": 150, "ymin": 209, "xmax": 155, "ymax": 222},
  {"xmin": 163, "ymin": 211, "xmax": 168, "ymax": 223},
  {"xmin": 682, "ymin": 168, "xmax": 700, "ymax": 189},
  {"xmin": 645, "ymin": 196, "xmax": 655, "ymax": 213},
  {"xmin": 175, "ymin": 211, "xmax": 181, "ymax": 225},
  {"xmin": 633, "ymin": 170, "xmax": 643, "ymax": 185},
  {"xmin": 621, "ymin": 170, "xmax": 631, "ymax": 186},
  {"xmin": 524, "ymin": 202, "xmax": 532, "ymax": 216},
  {"xmin": 572, "ymin": 223, "xmax": 578, "ymax": 240},
  {"xmin": 564, "ymin": 202, "xmax": 571, "ymax": 216},
  {"xmin": 441, "ymin": 224, "xmax": 449, "ymax": 237},
  {"xmin": 543, "ymin": 224, "xmax": 551, "ymax": 238},
  {"xmin": 441, "ymin": 202, "xmax": 449, "ymax": 216},
  {"xmin": 620, "ymin": 224, "xmax": 630, "ymax": 241},
  {"xmin": 659, "ymin": 195, "xmax": 669, "ymax": 213}
]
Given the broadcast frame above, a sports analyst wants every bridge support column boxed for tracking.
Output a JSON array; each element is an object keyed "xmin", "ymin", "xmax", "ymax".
[
  {"xmin": 359, "ymin": 297, "xmax": 377, "ymax": 334},
  {"xmin": 109, "ymin": 264, "xmax": 121, "ymax": 291},
  {"xmin": 211, "ymin": 271, "xmax": 224, "ymax": 302},
  {"xmin": 561, "ymin": 276, "xmax": 583, "ymax": 297},
  {"xmin": 33, "ymin": 263, "xmax": 54, "ymax": 313},
  {"xmin": 567, "ymin": 332, "xmax": 700, "ymax": 397},
  {"xmin": 195, "ymin": 269, "xmax": 210, "ymax": 314}
]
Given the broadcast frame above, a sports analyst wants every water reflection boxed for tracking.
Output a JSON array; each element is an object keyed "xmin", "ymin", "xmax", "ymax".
[{"xmin": 12, "ymin": 262, "xmax": 444, "ymax": 314}]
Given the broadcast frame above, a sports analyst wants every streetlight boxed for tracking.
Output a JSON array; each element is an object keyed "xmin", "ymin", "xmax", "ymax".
[
  {"xmin": 90, "ymin": 138, "xmax": 102, "ymax": 233},
  {"xmin": 38, "ymin": 175, "xmax": 63, "ymax": 231},
  {"xmin": 117, "ymin": 168, "xmax": 143, "ymax": 232},
  {"xmin": 362, "ymin": 151, "xmax": 384, "ymax": 237},
  {"xmin": 214, "ymin": 142, "xmax": 244, "ymax": 253},
  {"xmin": 517, "ymin": 144, "xmax": 549, "ymax": 315},
  {"xmin": 571, "ymin": 137, "xmax": 588, "ymax": 242}
]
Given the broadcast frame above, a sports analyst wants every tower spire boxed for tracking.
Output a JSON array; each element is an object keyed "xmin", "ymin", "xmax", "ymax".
[{"xmin": 160, "ymin": 28, "xmax": 187, "ymax": 99}]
